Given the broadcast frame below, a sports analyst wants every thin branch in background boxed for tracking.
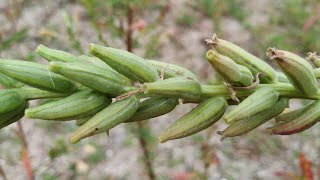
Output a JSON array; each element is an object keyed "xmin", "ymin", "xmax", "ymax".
[
  {"xmin": 62, "ymin": 11, "xmax": 84, "ymax": 54},
  {"xmin": 201, "ymin": 126, "xmax": 217, "ymax": 180},
  {"xmin": 0, "ymin": 164, "xmax": 8, "ymax": 180},
  {"xmin": 16, "ymin": 121, "xmax": 34, "ymax": 180},
  {"xmin": 125, "ymin": 6, "xmax": 156, "ymax": 180}
]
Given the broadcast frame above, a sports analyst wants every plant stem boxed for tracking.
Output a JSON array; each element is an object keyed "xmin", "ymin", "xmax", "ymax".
[
  {"xmin": 125, "ymin": 6, "xmax": 156, "ymax": 180},
  {"xmin": 201, "ymin": 83, "xmax": 320, "ymax": 100},
  {"xmin": 16, "ymin": 121, "xmax": 34, "ymax": 180},
  {"xmin": 0, "ymin": 164, "xmax": 7, "ymax": 180}
]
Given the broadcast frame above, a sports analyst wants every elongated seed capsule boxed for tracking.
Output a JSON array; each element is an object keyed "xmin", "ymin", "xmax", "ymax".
[
  {"xmin": 49, "ymin": 61, "xmax": 130, "ymax": 96},
  {"xmin": 218, "ymin": 98, "xmax": 288, "ymax": 139},
  {"xmin": 25, "ymin": 90, "xmax": 111, "ymax": 121},
  {"xmin": 76, "ymin": 117, "xmax": 90, "ymax": 126},
  {"xmin": 0, "ymin": 73, "xmax": 24, "ymax": 88},
  {"xmin": 206, "ymin": 50, "xmax": 242, "ymax": 82},
  {"xmin": 206, "ymin": 34, "xmax": 277, "ymax": 83},
  {"xmin": 0, "ymin": 101, "xmax": 28, "ymax": 129},
  {"xmin": 14, "ymin": 86, "xmax": 69, "ymax": 100},
  {"xmin": 307, "ymin": 52, "xmax": 320, "ymax": 68},
  {"xmin": 142, "ymin": 77, "xmax": 202, "ymax": 101},
  {"xmin": 314, "ymin": 68, "xmax": 320, "ymax": 78},
  {"xmin": 147, "ymin": 60, "xmax": 198, "ymax": 81},
  {"xmin": 267, "ymin": 48, "xmax": 319, "ymax": 96},
  {"xmin": 0, "ymin": 89, "xmax": 25, "ymax": 114},
  {"xmin": 237, "ymin": 65, "xmax": 254, "ymax": 86},
  {"xmin": 78, "ymin": 55, "xmax": 114, "ymax": 71},
  {"xmin": 0, "ymin": 59, "xmax": 77, "ymax": 93},
  {"xmin": 70, "ymin": 96, "xmax": 139, "ymax": 143},
  {"xmin": 268, "ymin": 100, "xmax": 320, "ymax": 135},
  {"xmin": 276, "ymin": 71, "xmax": 290, "ymax": 83},
  {"xmin": 274, "ymin": 106, "xmax": 307, "ymax": 123},
  {"xmin": 159, "ymin": 97, "xmax": 227, "ymax": 143},
  {"xmin": 39, "ymin": 98, "xmax": 63, "ymax": 105},
  {"xmin": 224, "ymin": 87, "xmax": 279, "ymax": 124},
  {"xmin": 36, "ymin": 44, "xmax": 78, "ymax": 62},
  {"xmin": 126, "ymin": 97, "xmax": 178, "ymax": 122},
  {"xmin": 78, "ymin": 55, "xmax": 132, "ymax": 85},
  {"xmin": 89, "ymin": 44, "xmax": 159, "ymax": 83}
]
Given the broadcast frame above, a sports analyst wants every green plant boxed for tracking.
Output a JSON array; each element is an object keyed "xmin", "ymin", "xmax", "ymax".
[{"xmin": 2, "ymin": 32, "xmax": 320, "ymax": 179}]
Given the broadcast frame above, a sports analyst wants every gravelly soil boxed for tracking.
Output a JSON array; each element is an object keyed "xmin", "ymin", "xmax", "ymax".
[{"xmin": 0, "ymin": 1, "xmax": 319, "ymax": 180}]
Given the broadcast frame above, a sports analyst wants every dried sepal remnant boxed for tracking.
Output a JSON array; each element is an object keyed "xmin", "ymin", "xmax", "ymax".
[{"xmin": 307, "ymin": 52, "xmax": 320, "ymax": 68}]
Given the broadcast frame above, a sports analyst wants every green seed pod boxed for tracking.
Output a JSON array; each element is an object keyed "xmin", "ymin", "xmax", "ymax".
[
  {"xmin": 78, "ymin": 55, "xmax": 114, "ymax": 71},
  {"xmin": 218, "ymin": 98, "xmax": 288, "ymax": 139},
  {"xmin": 14, "ymin": 86, "xmax": 68, "ymax": 100},
  {"xmin": 276, "ymin": 71, "xmax": 290, "ymax": 83},
  {"xmin": 0, "ymin": 89, "xmax": 25, "ymax": 114},
  {"xmin": 206, "ymin": 50, "xmax": 242, "ymax": 83},
  {"xmin": 224, "ymin": 87, "xmax": 279, "ymax": 124},
  {"xmin": 0, "ymin": 72, "xmax": 24, "ymax": 88},
  {"xmin": 313, "ymin": 68, "xmax": 320, "ymax": 78},
  {"xmin": 126, "ymin": 97, "xmax": 178, "ymax": 122},
  {"xmin": 142, "ymin": 77, "xmax": 202, "ymax": 101},
  {"xmin": 70, "ymin": 96, "xmax": 139, "ymax": 144},
  {"xmin": 274, "ymin": 106, "xmax": 306, "ymax": 123},
  {"xmin": 159, "ymin": 97, "xmax": 227, "ymax": 143},
  {"xmin": 237, "ymin": 65, "xmax": 254, "ymax": 86},
  {"xmin": 25, "ymin": 90, "xmax": 111, "ymax": 121},
  {"xmin": 78, "ymin": 55, "xmax": 132, "ymax": 85},
  {"xmin": 39, "ymin": 98, "xmax": 63, "ymax": 105},
  {"xmin": 49, "ymin": 61, "xmax": 130, "ymax": 96},
  {"xmin": 76, "ymin": 117, "xmax": 91, "ymax": 126},
  {"xmin": 89, "ymin": 43, "xmax": 159, "ymax": 83},
  {"xmin": 307, "ymin": 52, "xmax": 320, "ymax": 68},
  {"xmin": 268, "ymin": 100, "xmax": 320, "ymax": 135},
  {"xmin": 36, "ymin": 44, "xmax": 78, "ymax": 62},
  {"xmin": 267, "ymin": 48, "xmax": 319, "ymax": 96},
  {"xmin": 147, "ymin": 60, "xmax": 198, "ymax": 81},
  {"xmin": 207, "ymin": 34, "xmax": 277, "ymax": 83},
  {"xmin": 0, "ymin": 59, "xmax": 77, "ymax": 93},
  {"xmin": 0, "ymin": 100, "xmax": 28, "ymax": 129}
]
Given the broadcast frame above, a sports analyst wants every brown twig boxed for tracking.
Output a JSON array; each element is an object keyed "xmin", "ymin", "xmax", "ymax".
[
  {"xmin": 16, "ymin": 121, "xmax": 34, "ymax": 180},
  {"xmin": 0, "ymin": 164, "xmax": 8, "ymax": 180},
  {"xmin": 125, "ymin": 6, "xmax": 156, "ymax": 180}
]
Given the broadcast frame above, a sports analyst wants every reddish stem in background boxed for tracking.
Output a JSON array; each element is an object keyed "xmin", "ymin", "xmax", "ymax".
[
  {"xmin": 125, "ymin": 6, "xmax": 156, "ymax": 180},
  {"xmin": 16, "ymin": 121, "xmax": 34, "ymax": 180},
  {"xmin": 126, "ymin": 7, "xmax": 133, "ymax": 52},
  {"xmin": 0, "ymin": 164, "xmax": 8, "ymax": 180}
]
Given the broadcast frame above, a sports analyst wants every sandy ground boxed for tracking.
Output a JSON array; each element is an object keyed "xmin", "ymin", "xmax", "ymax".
[{"xmin": 0, "ymin": 0, "xmax": 320, "ymax": 180}]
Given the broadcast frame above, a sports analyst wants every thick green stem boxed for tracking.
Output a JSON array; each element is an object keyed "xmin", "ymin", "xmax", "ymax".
[{"xmin": 201, "ymin": 83, "xmax": 320, "ymax": 100}]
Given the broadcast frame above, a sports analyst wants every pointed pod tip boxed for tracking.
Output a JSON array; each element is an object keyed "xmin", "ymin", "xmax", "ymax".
[
  {"xmin": 158, "ymin": 135, "xmax": 168, "ymax": 143},
  {"xmin": 69, "ymin": 135, "xmax": 80, "ymax": 144}
]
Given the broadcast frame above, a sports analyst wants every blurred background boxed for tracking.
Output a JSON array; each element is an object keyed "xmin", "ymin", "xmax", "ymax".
[{"xmin": 0, "ymin": 0, "xmax": 320, "ymax": 179}]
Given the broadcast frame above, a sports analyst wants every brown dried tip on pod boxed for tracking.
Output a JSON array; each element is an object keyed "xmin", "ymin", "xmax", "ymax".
[
  {"xmin": 267, "ymin": 47, "xmax": 319, "ymax": 96},
  {"xmin": 205, "ymin": 33, "xmax": 277, "ymax": 83},
  {"xmin": 307, "ymin": 52, "xmax": 320, "ymax": 68}
]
